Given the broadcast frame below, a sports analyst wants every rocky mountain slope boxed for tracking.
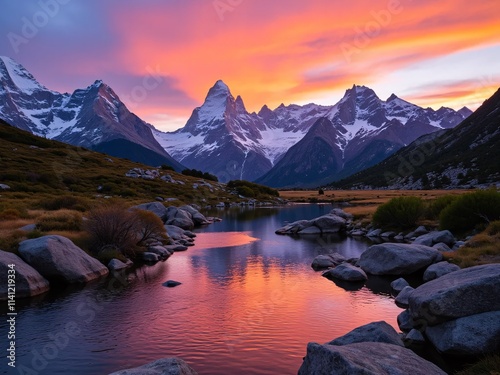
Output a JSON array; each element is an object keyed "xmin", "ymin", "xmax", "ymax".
[
  {"xmin": 0, "ymin": 56, "xmax": 183, "ymax": 170},
  {"xmin": 331, "ymin": 88, "xmax": 500, "ymax": 189},
  {"xmin": 155, "ymin": 82, "xmax": 471, "ymax": 186}
]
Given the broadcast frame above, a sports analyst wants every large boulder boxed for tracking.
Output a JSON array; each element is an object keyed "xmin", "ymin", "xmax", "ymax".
[
  {"xmin": 276, "ymin": 214, "xmax": 346, "ymax": 235},
  {"xmin": 18, "ymin": 236, "xmax": 108, "ymax": 284},
  {"xmin": 425, "ymin": 311, "xmax": 500, "ymax": 356},
  {"xmin": 423, "ymin": 261, "xmax": 460, "ymax": 282},
  {"xmin": 0, "ymin": 250, "xmax": 50, "ymax": 300},
  {"xmin": 408, "ymin": 264, "xmax": 500, "ymax": 326},
  {"xmin": 179, "ymin": 205, "xmax": 210, "ymax": 226},
  {"xmin": 133, "ymin": 202, "xmax": 168, "ymax": 222},
  {"xmin": 298, "ymin": 342, "xmax": 446, "ymax": 375},
  {"xmin": 413, "ymin": 230, "xmax": 456, "ymax": 247},
  {"xmin": 327, "ymin": 321, "xmax": 403, "ymax": 347},
  {"xmin": 166, "ymin": 207, "xmax": 195, "ymax": 230},
  {"xmin": 322, "ymin": 263, "xmax": 367, "ymax": 282},
  {"xmin": 108, "ymin": 357, "xmax": 197, "ymax": 375},
  {"xmin": 330, "ymin": 208, "xmax": 353, "ymax": 220},
  {"xmin": 311, "ymin": 253, "xmax": 346, "ymax": 270},
  {"xmin": 358, "ymin": 243, "xmax": 442, "ymax": 276}
]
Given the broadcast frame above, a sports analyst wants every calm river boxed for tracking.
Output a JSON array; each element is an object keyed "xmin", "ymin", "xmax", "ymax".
[{"xmin": 1, "ymin": 204, "xmax": 403, "ymax": 375}]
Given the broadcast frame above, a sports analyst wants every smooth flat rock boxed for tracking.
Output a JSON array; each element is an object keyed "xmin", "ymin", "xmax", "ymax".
[
  {"xmin": 327, "ymin": 321, "xmax": 403, "ymax": 347},
  {"xmin": 163, "ymin": 280, "xmax": 182, "ymax": 288},
  {"xmin": 298, "ymin": 342, "xmax": 446, "ymax": 375},
  {"xmin": 108, "ymin": 357, "xmax": 197, "ymax": 375},
  {"xmin": 18, "ymin": 235, "xmax": 108, "ymax": 284},
  {"xmin": 425, "ymin": 311, "xmax": 500, "ymax": 356},
  {"xmin": 358, "ymin": 243, "xmax": 442, "ymax": 275},
  {"xmin": 408, "ymin": 264, "xmax": 500, "ymax": 326},
  {"xmin": 322, "ymin": 263, "xmax": 367, "ymax": 282},
  {"xmin": 423, "ymin": 261, "xmax": 460, "ymax": 282},
  {"xmin": 0, "ymin": 250, "xmax": 50, "ymax": 300}
]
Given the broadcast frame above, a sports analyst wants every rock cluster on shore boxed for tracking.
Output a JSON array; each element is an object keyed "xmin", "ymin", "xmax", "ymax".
[
  {"xmin": 108, "ymin": 357, "xmax": 198, "ymax": 375},
  {"xmin": 276, "ymin": 208, "xmax": 351, "ymax": 235},
  {"xmin": 292, "ymin": 208, "xmax": 500, "ymax": 373},
  {"xmin": 0, "ymin": 202, "xmax": 218, "ymax": 301}
]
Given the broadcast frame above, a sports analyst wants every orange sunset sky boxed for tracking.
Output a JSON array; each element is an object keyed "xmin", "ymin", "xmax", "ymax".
[{"xmin": 1, "ymin": 0, "xmax": 499, "ymax": 131}]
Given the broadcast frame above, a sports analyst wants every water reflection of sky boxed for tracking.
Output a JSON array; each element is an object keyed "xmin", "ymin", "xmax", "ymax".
[{"xmin": 0, "ymin": 204, "xmax": 403, "ymax": 375}]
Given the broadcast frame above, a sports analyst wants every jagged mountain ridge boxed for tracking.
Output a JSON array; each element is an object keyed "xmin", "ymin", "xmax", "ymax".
[
  {"xmin": 155, "ymin": 81, "xmax": 472, "ymax": 186},
  {"xmin": 331, "ymin": 87, "xmax": 500, "ymax": 190},
  {"xmin": 0, "ymin": 56, "xmax": 184, "ymax": 170}
]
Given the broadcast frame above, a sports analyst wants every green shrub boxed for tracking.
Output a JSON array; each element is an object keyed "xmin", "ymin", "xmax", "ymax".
[
  {"xmin": 182, "ymin": 168, "xmax": 218, "ymax": 182},
  {"xmin": 236, "ymin": 186, "xmax": 256, "ymax": 198},
  {"xmin": 373, "ymin": 196, "xmax": 425, "ymax": 230},
  {"xmin": 439, "ymin": 190, "xmax": 500, "ymax": 234},
  {"xmin": 227, "ymin": 180, "xmax": 279, "ymax": 198},
  {"xmin": 37, "ymin": 210, "xmax": 83, "ymax": 231},
  {"xmin": 84, "ymin": 204, "xmax": 168, "ymax": 258},
  {"xmin": 425, "ymin": 195, "xmax": 459, "ymax": 220}
]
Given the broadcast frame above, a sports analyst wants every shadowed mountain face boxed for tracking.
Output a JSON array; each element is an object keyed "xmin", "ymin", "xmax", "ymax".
[
  {"xmin": 331, "ymin": 88, "xmax": 500, "ymax": 189},
  {"xmin": 0, "ymin": 56, "xmax": 183, "ymax": 170}
]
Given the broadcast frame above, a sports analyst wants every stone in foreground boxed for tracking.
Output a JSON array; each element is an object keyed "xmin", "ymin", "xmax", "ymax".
[
  {"xmin": 322, "ymin": 263, "xmax": 367, "ymax": 282},
  {"xmin": 0, "ymin": 250, "xmax": 50, "ymax": 300},
  {"xmin": 108, "ymin": 357, "xmax": 197, "ymax": 375},
  {"xmin": 425, "ymin": 311, "xmax": 500, "ymax": 356},
  {"xmin": 18, "ymin": 235, "xmax": 109, "ymax": 284},
  {"xmin": 413, "ymin": 230, "xmax": 456, "ymax": 247},
  {"xmin": 298, "ymin": 342, "xmax": 446, "ymax": 375},
  {"xmin": 358, "ymin": 243, "xmax": 442, "ymax": 275},
  {"xmin": 390, "ymin": 277, "xmax": 410, "ymax": 295},
  {"xmin": 408, "ymin": 264, "xmax": 500, "ymax": 326},
  {"xmin": 327, "ymin": 321, "xmax": 403, "ymax": 347}
]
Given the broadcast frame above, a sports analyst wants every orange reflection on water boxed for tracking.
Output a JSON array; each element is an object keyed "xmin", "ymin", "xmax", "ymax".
[{"xmin": 194, "ymin": 232, "xmax": 259, "ymax": 250}]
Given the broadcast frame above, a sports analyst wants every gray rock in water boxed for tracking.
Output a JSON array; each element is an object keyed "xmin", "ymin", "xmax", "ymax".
[
  {"xmin": 425, "ymin": 311, "xmax": 500, "ymax": 356},
  {"xmin": 0, "ymin": 250, "xmax": 50, "ymax": 300},
  {"xmin": 142, "ymin": 252, "xmax": 160, "ymax": 262},
  {"xmin": 298, "ymin": 342, "xmax": 446, "ymax": 375},
  {"xmin": 413, "ymin": 230, "xmax": 456, "ymax": 247},
  {"xmin": 397, "ymin": 310, "xmax": 413, "ymax": 333},
  {"xmin": 395, "ymin": 286, "xmax": 414, "ymax": 309},
  {"xmin": 322, "ymin": 263, "xmax": 367, "ymax": 282},
  {"xmin": 423, "ymin": 261, "xmax": 460, "ymax": 282},
  {"xmin": 408, "ymin": 264, "xmax": 500, "ymax": 326},
  {"xmin": 380, "ymin": 231, "xmax": 396, "ymax": 238},
  {"xmin": 147, "ymin": 246, "xmax": 172, "ymax": 259},
  {"xmin": 276, "ymin": 214, "xmax": 346, "ymax": 235},
  {"xmin": 18, "ymin": 235, "xmax": 108, "ymax": 284},
  {"xmin": 165, "ymin": 245, "xmax": 188, "ymax": 252},
  {"xmin": 329, "ymin": 208, "xmax": 353, "ymax": 220},
  {"xmin": 358, "ymin": 243, "xmax": 442, "ymax": 275},
  {"xmin": 163, "ymin": 280, "xmax": 182, "ymax": 288},
  {"xmin": 311, "ymin": 253, "xmax": 346, "ymax": 270},
  {"xmin": 133, "ymin": 202, "xmax": 169, "ymax": 222},
  {"xmin": 366, "ymin": 228, "xmax": 382, "ymax": 237},
  {"xmin": 165, "ymin": 225, "xmax": 187, "ymax": 241},
  {"xmin": 166, "ymin": 207, "xmax": 195, "ymax": 230},
  {"xmin": 108, "ymin": 357, "xmax": 197, "ymax": 375},
  {"xmin": 327, "ymin": 321, "xmax": 403, "ymax": 347},
  {"xmin": 391, "ymin": 277, "xmax": 410, "ymax": 295},
  {"xmin": 394, "ymin": 232, "xmax": 405, "ymax": 241},
  {"xmin": 107, "ymin": 259, "xmax": 130, "ymax": 271}
]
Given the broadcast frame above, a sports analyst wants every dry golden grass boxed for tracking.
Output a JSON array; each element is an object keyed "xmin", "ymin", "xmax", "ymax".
[{"xmin": 280, "ymin": 190, "xmax": 474, "ymax": 222}]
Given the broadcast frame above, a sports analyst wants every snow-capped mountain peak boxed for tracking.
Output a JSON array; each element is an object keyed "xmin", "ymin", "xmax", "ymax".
[{"xmin": 0, "ymin": 55, "xmax": 49, "ymax": 94}]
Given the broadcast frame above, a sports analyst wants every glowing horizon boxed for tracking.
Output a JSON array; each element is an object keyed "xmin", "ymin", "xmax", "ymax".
[{"xmin": 1, "ymin": 0, "xmax": 499, "ymax": 131}]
